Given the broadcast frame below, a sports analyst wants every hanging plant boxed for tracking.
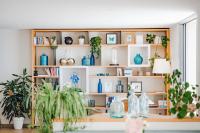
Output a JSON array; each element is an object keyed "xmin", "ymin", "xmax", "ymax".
[
  {"xmin": 90, "ymin": 36, "xmax": 101, "ymax": 58},
  {"xmin": 161, "ymin": 36, "xmax": 170, "ymax": 48},
  {"xmin": 146, "ymin": 34, "xmax": 156, "ymax": 44},
  {"xmin": 166, "ymin": 69, "xmax": 200, "ymax": 119},
  {"xmin": 149, "ymin": 53, "xmax": 161, "ymax": 69}
]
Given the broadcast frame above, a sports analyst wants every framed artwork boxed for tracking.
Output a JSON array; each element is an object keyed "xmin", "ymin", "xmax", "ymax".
[
  {"xmin": 130, "ymin": 81, "xmax": 142, "ymax": 93},
  {"xmin": 106, "ymin": 33, "xmax": 117, "ymax": 44}
]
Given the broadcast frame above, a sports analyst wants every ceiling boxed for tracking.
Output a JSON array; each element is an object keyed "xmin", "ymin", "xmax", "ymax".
[{"xmin": 0, "ymin": 0, "xmax": 199, "ymax": 29}]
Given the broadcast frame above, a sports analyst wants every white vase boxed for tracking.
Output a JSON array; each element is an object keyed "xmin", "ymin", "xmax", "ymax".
[
  {"xmin": 154, "ymin": 36, "xmax": 162, "ymax": 44},
  {"xmin": 53, "ymin": 121, "xmax": 64, "ymax": 132},
  {"xmin": 13, "ymin": 117, "xmax": 24, "ymax": 129},
  {"xmin": 79, "ymin": 38, "xmax": 85, "ymax": 45}
]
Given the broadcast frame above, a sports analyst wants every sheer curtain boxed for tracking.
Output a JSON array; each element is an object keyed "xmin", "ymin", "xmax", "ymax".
[{"xmin": 185, "ymin": 19, "xmax": 197, "ymax": 85}]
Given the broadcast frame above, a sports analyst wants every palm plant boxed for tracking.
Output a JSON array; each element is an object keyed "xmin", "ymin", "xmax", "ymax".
[
  {"xmin": 0, "ymin": 68, "xmax": 32, "ymax": 123},
  {"xmin": 35, "ymin": 82, "xmax": 86, "ymax": 132}
]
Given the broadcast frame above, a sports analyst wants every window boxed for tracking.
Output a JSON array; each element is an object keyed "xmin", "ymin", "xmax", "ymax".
[{"xmin": 184, "ymin": 19, "xmax": 197, "ymax": 85}]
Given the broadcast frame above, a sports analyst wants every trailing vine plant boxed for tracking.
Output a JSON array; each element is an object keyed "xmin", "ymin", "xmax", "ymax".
[
  {"xmin": 166, "ymin": 69, "xmax": 200, "ymax": 118},
  {"xmin": 90, "ymin": 36, "xmax": 101, "ymax": 58}
]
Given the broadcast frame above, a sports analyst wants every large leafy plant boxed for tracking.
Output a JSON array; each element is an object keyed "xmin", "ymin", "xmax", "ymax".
[
  {"xmin": 0, "ymin": 68, "xmax": 32, "ymax": 123},
  {"xmin": 90, "ymin": 36, "xmax": 101, "ymax": 58},
  {"xmin": 35, "ymin": 82, "xmax": 86, "ymax": 132},
  {"xmin": 166, "ymin": 69, "xmax": 200, "ymax": 118}
]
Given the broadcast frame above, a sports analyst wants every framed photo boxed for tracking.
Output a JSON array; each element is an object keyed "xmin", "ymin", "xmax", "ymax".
[
  {"xmin": 106, "ymin": 33, "xmax": 117, "ymax": 44},
  {"xmin": 130, "ymin": 81, "xmax": 142, "ymax": 93}
]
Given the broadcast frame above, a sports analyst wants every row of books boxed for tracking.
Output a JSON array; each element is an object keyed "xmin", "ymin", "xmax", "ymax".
[
  {"xmin": 33, "ymin": 36, "xmax": 57, "ymax": 45},
  {"xmin": 44, "ymin": 68, "xmax": 59, "ymax": 76}
]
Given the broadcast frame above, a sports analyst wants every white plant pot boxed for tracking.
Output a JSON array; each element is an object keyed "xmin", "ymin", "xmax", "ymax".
[
  {"xmin": 13, "ymin": 117, "xmax": 24, "ymax": 129},
  {"xmin": 53, "ymin": 121, "xmax": 64, "ymax": 132},
  {"xmin": 79, "ymin": 38, "xmax": 85, "ymax": 45}
]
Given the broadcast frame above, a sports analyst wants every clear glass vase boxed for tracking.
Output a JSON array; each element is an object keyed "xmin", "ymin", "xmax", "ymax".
[
  {"xmin": 139, "ymin": 93, "xmax": 149, "ymax": 117},
  {"xmin": 128, "ymin": 90, "xmax": 139, "ymax": 118},
  {"xmin": 109, "ymin": 96, "xmax": 124, "ymax": 118}
]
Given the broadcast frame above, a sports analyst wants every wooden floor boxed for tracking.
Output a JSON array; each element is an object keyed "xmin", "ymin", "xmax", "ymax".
[{"xmin": 0, "ymin": 128, "xmax": 36, "ymax": 133}]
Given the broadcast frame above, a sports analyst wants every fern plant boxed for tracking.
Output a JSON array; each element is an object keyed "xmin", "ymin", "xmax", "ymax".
[{"xmin": 35, "ymin": 82, "xmax": 86, "ymax": 132}]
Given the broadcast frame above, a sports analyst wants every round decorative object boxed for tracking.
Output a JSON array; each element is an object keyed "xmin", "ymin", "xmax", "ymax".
[
  {"xmin": 60, "ymin": 58, "xmax": 67, "ymax": 65},
  {"xmin": 134, "ymin": 54, "xmax": 143, "ymax": 65},
  {"xmin": 64, "ymin": 36, "xmax": 73, "ymax": 45},
  {"xmin": 66, "ymin": 58, "xmax": 75, "ymax": 65}
]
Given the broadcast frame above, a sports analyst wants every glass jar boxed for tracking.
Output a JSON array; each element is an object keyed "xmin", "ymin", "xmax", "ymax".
[
  {"xmin": 139, "ymin": 93, "xmax": 149, "ymax": 117},
  {"xmin": 128, "ymin": 90, "xmax": 139, "ymax": 118},
  {"xmin": 116, "ymin": 80, "xmax": 124, "ymax": 93},
  {"xmin": 109, "ymin": 96, "xmax": 124, "ymax": 118}
]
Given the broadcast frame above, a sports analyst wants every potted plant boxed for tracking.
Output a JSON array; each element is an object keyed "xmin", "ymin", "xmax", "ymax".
[
  {"xmin": 35, "ymin": 82, "xmax": 86, "ymax": 132},
  {"xmin": 161, "ymin": 36, "xmax": 170, "ymax": 48},
  {"xmin": 89, "ymin": 36, "xmax": 101, "ymax": 65},
  {"xmin": 0, "ymin": 68, "xmax": 32, "ymax": 129},
  {"xmin": 79, "ymin": 35, "xmax": 85, "ymax": 45},
  {"xmin": 166, "ymin": 69, "xmax": 200, "ymax": 118},
  {"xmin": 146, "ymin": 34, "xmax": 156, "ymax": 44}
]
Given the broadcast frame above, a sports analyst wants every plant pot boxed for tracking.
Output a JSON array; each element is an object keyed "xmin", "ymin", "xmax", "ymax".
[
  {"xmin": 13, "ymin": 117, "xmax": 24, "ymax": 129},
  {"xmin": 53, "ymin": 119, "xmax": 64, "ymax": 132},
  {"xmin": 79, "ymin": 38, "xmax": 85, "ymax": 45}
]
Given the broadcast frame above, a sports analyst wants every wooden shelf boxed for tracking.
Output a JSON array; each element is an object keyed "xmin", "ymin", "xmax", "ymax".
[
  {"xmin": 33, "ymin": 65, "xmax": 59, "ymax": 68},
  {"xmin": 88, "ymin": 93, "xmax": 127, "ymax": 96},
  {"xmin": 149, "ymin": 107, "xmax": 167, "ymax": 110},
  {"xmin": 33, "ymin": 76, "xmax": 59, "ymax": 78},
  {"xmin": 135, "ymin": 92, "xmax": 167, "ymax": 95},
  {"xmin": 89, "ymin": 75, "xmax": 164, "ymax": 78}
]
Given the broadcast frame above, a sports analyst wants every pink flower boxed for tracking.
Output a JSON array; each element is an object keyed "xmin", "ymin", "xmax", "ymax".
[{"xmin": 126, "ymin": 119, "xmax": 144, "ymax": 133}]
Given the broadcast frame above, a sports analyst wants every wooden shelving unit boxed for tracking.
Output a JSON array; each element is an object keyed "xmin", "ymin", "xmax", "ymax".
[{"xmin": 31, "ymin": 28, "xmax": 170, "ymax": 125}]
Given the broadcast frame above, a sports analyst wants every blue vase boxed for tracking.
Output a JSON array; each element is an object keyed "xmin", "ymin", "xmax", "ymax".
[
  {"xmin": 40, "ymin": 54, "xmax": 48, "ymax": 65},
  {"xmin": 98, "ymin": 79, "xmax": 102, "ymax": 93},
  {"xmin": 82, "ymin": 56, "xmax": 87, "ymax": 66},
  {"xmin": 134, "ymin": 54, "xmax": 143, "ymax": 64},
  {"xmin": 90, "ymin": 53, "xmax": 95, "ymax": 66}
]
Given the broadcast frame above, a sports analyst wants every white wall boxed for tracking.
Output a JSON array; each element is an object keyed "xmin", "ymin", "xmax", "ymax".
[
  {"xmin": 197, "ymin": 13, "xmax": 200, "ymax": 95},
  {"xmin": 170, "ymin": 24, "xmax": 182, "ymax": 70},
  {"xmin": 0, "ymin": 29, "xmax": 31, "ymax": 124}
]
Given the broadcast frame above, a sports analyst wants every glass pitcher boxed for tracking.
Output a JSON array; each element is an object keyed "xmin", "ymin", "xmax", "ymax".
[
  {"xmin": 109, "ymin": 96, "xmax": 125, "ymax": 118},
  {"xmin": 128, "ymin": 90, "xmax": 139, "ymax": 118},
  {"xmin": 139, "ymin": 93, "xmax": 149, "ymax": 117}
]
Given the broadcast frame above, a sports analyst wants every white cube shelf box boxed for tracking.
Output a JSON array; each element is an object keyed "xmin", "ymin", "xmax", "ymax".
[
  {"xmin": 128, "ymin": 44, "xmax": 150, "ymax": 67},
  {"xmin": 59, "ymin": 66, "xmax": 89, "ymax": 93}
]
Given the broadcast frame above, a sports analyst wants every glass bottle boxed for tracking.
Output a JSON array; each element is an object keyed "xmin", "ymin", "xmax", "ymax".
[
  {"xmin": 109, "ymin": 96, "xmax": 124, "ymax": 118},
  {"xmin": 139, "ymin": 92, "xmax": 149, "ymax": 117},
  {"xmin": 81, "ymin": 56, "xmax": 87, "ymax": 66},
  {"xmin": 97, "ymin": 79, "xmax": 102, "ymax": 93},
  {"xmin": 128, "ymin": 90, "xmax": 139, "ymax": 118},
  {"xmin": 90, "ymin": 52, "xmax": 95, "ymax": 66},
  {"xmin": 116, "ymin": 80, "xmax": 124, "ymax": 93}
]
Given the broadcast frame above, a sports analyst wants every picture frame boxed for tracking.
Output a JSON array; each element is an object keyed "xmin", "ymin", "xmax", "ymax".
[
  {"xmin": 130, "ymin": 81, "xmax": 142, "ymax": 93},
  {"xmin": 106, "ymin": 33, "xmax": 117, "ymax": 44}
]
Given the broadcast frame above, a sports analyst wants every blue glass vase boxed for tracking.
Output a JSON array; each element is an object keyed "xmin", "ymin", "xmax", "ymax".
[
  {"xmin": 134, "ymin": 54, "xmax": 143, "ymax": 64},
  {"xmin": 90, "ymin": 53, "xmax": 95, "ymax": 66},
  {"xmin": 40, "ymin": 54, "xmax": 48, "ymax": 65},
  {"xmin": 82, "ymin": 56, "xmax": 87, "ymax": 66},
  {"xmin": 98, "ymin": 79, "xmax": 102, "ymax": 93}
]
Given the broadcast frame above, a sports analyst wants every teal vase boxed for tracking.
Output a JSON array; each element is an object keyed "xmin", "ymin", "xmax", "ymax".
[{"xmin": 134, "ymin": 54, "xmax": 143, "ymax": 64}]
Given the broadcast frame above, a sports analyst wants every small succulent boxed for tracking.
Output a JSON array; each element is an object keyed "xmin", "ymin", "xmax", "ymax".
[{"xmin": 146, "ymin": 34, "xmax": 156, "ymax": 44}]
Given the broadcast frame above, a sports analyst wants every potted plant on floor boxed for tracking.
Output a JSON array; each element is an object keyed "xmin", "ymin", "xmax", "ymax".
[
  {"xmin": 35, "ymin": 82, "xmax": 86, "ymax": 132},
  {"xmin": 0, "ymin": 68, "xmax": 32, "ymax": 129},
  {"xmin": 166, "ymin": 69, "xmax": 200, "ymax": 118}
]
